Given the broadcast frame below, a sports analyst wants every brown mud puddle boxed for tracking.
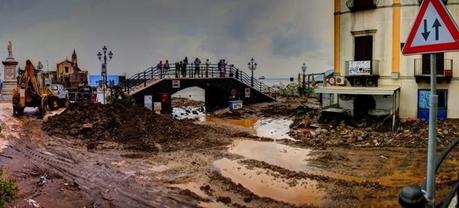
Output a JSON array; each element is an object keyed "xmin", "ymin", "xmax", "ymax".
[
  {"xmin": 213, "ymin": 158, "xmax": 325, "ymax": 207},
  {"xmin": 205, "ymin": 116, "xmax": 258, "ymax": 129},
  {"xmin": 214, "ymin": 139, "xmax": 459, "ymax": 207}
]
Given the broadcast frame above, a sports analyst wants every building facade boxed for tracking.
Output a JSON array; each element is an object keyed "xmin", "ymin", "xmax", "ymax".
[
  {"xmin": 56, "ymin": 50, "xmax": 88, "ymax": 89},
  {"xmin": 334, "ymin": 0, "xmax": 459, "ymax": 119}
]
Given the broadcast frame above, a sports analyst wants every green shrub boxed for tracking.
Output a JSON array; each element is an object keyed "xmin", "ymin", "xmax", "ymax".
[{"xmin": 0, "ymin": 169, "xmax": 18, "ymax": 208}]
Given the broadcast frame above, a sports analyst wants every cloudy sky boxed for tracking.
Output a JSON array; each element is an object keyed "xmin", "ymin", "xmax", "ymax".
[{"xmin": 0, "ymin": 0, "xmax": 333, "ymax": 78}]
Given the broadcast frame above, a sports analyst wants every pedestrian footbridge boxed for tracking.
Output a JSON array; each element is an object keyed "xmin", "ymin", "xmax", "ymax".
[{"xmin": 124, "ymin": 63, "xmax": 276, "ymax": 113}]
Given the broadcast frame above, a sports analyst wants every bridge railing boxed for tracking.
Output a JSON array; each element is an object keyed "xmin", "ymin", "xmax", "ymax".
[{"xmin": 125, "ymin": 63, "xmax": 274, "ymax": 97}]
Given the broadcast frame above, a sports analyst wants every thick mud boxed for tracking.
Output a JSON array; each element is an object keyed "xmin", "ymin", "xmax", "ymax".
[{"xmin": 1, "ymin": 101, "xmax": 458, "ymax": 207}]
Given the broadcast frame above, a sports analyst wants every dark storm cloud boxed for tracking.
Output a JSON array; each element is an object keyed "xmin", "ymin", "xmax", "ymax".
[
  {"xmin": 272, "ymin": 33, "xmax": 321, "ymax": 57},
  {"xmin": 0, "ymin": 0, "xmax": 333, "ymax": 77}
]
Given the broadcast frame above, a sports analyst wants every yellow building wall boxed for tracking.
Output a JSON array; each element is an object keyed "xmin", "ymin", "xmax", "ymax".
[{"xmin": 57, "ymin": 62, "xmax": 75, "ymax": 76}]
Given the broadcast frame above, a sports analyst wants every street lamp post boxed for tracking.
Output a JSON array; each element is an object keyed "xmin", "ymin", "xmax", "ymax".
[
  {"xmin": 302, "ymin": 63, "xmax": 307, "ymax": 96},
  {"xmin": 37, "ymin": 61, "xmax": 44, "ymax": 92},
  {"xmin": 97, "ymin": 46, "xmax": 113, "ymax": 104},
  {"xmin": 248, "ymin": 58, "xmax": 257, "ymax": 87}
]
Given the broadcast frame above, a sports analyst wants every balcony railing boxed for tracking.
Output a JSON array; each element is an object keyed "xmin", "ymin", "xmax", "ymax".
[
  {"xmin": 344, "ymin": 60, "xmax": 380, "ymax": 76},
  {"xmin": 414, "ymin": 59, "xmax": 453, "ymax": 83},
  {"xmin": 346, "ymin": 0, "xmax": 379, "ymax": 12}
]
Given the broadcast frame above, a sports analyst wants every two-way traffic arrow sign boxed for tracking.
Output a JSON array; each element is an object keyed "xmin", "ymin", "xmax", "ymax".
[{"xmin": 402, "ymin": 0, "xmax": 459, "ymax": 55}]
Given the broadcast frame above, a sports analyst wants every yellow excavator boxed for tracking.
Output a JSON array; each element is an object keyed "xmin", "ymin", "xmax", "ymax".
[{"xmin": 12, "ymin": 60, "xmax": 51, "ymax": 118}]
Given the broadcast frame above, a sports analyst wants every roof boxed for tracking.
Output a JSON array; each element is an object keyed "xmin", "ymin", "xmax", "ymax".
[
  {"xmin": 314, "ymin": 86, "xmax": 400, "ymax": 95},
  {"xmin": 57, "ymin": 59, "xmax": 73, "ymax": 65}
]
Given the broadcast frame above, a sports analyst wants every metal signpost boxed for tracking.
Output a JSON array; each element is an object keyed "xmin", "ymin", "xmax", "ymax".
[{"xmin": 402, "ymin": 0, "xmax": 459, "ymax": 205}]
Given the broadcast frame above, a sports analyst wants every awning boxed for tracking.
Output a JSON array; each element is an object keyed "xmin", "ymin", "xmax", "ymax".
[{"xmin": 315, "ymin": 86, "xmax": 400, "ymax": 95}]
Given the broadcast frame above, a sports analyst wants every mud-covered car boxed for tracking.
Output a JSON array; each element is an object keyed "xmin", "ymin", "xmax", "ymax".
[{"xmin": 48, "ymin": 84, "xmax": 69, "ymax": 109}]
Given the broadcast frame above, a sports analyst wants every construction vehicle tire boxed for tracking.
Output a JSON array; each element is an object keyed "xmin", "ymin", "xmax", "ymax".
[
  {"xmin": 13, "ymin": 106, "xmax": 17, "ymax": 116},
  {"xmin": 63, "ymin": 96, "xmax": 69, "ymax": 108},
  {"xmin": 48, "ymin": 96, "xmax": 59, "ymax": 110},
  {"xmin": 13, "ymin": 106, "xmax": 23, "ymax": 116},
  {"xmin": 38, "ymin": 97, "xmax": 47, "ymax": 119}
]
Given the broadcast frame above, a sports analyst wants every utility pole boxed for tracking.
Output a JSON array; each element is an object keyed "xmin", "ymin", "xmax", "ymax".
[{"xmin": 426, "ymin": 53, "xmax": 438, "ymax": 206}]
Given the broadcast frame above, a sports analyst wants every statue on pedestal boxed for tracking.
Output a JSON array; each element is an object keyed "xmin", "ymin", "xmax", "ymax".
[{"xmin": 7, "ymin": 41, "xmax": 12, "ymax": 58}]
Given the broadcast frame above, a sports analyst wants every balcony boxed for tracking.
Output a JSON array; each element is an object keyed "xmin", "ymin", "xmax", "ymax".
[
  {"xmin": 346, "ymin": 0, "xmax": 379, "ymax": 12},
  {"xmin": 414, "ymin": 59, "xmax": 453, "ymax": 83},
  {"xmin": 344, "ymin": 60, "xmax": 380, "ymax": 87}
]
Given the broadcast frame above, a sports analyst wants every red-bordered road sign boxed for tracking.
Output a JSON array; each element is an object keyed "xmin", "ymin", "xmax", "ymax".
[{"xmin": 402, "ymin": 0, "xmax": 459, "ymax": 55}]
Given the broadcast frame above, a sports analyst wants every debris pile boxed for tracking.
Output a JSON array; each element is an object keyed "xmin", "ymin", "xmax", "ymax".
[
  {"xmin": 172, "ymin": 97, "xmax": 204, "ymax": 108},
  {"xmin": 290, "ymin": 118, "xmax": 459, "ymax": 148},
  {"xmin": 216, "ymin": 101, "xmax": 304, "ymax": 119},
  {"xmin": 42, "ymin": 101, "xmax": 229, "ymax": 151}
]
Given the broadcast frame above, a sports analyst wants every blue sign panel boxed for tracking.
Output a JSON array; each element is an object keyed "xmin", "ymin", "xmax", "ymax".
[{"xmin": 89, "ymin": 75, "xmax": 121, "ymax": 87}]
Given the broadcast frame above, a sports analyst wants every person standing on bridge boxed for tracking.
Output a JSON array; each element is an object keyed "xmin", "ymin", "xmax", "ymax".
[
  {"xmin": 229, "ymin": 64, "xmax": 234, "ymax": 77},
  {"xmin": 222, "ymin": 59, "xmax": 227, "ymax": 77},
  {"xmin": 194, "ymin": 58, "xmax": 201, "ymax": 78},
  {"xmin": 163, "ymin": 60, "xmax": 170, "ymax": 78},
  {"xmin": 205, "ymin": 59, "xmax": 210, "ymax": 78},
  {"xmin": 157, "ymin": 61, "xmax": 163, "ymax": 79},
  {"xmin": 217, "ymin": 59, "xmax": 223, "ymax": 77},
  {"xmin": 183, "ymin": 57, "xmax": 188, "ymax": 78},
  {"xmin": 175, "ymin": 62, "xmax": 180, "ymax": 78}
]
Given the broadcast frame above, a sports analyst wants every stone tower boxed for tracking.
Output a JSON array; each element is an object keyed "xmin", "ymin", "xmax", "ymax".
[
  {"xmin": 72, "ymin": 49, "xmax": 78, "ymax": 67},
  {"xmin": 1, "ymin": 41, "xmax": 18, "ymax": 100}
]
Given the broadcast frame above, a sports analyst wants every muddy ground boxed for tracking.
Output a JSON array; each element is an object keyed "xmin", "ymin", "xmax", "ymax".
[{"xmin": 0, "ymin": 99, "xmax": 458, "ymax": 208}]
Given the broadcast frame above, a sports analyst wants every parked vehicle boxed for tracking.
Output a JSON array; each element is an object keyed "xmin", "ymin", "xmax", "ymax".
[
  {"xmin": 78, "ymin": 86, "xmax": 93, "ymax": 101},
  {"xmin": 48, "ymin": 84, "xmax": 69, "ymax": 110}
]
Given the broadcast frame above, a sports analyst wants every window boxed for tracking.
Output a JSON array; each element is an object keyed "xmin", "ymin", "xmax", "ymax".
[
  {"xmin": 421, "ymin": 53, "xmax": 444, "ymax": 75},
  {"xmin": 65, "ymin": 67, "xmax": 69, "ymax": 73},
  {"xmin": 346, "ymin": 0, "xmax": 378, "ymax": 12},
  {"xmin": 354, "ymin": 36, "xmax": 373, "ymax": 61}
]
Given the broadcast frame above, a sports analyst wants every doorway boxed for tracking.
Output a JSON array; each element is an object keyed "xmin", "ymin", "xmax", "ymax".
[
  {"xmin": 418, "ymin": 89, "xmax": 447, "ymax": 120},
  {"xmin": 354, "ymin": 35, "xmax": 373, "ymax": 61}
]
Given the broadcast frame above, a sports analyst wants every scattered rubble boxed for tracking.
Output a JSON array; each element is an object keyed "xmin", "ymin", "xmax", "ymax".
[
  {"xmin": 172, "ymin": 97, "xmax": 204, "ymax": 108},
  {"xmin": 42, "ymin": 101, "xmax": 232, "ymax": 151},
  {"xmin": 289, "ymin": 117, "xmax": 459, "ymax": 148},
  {"xmin": 214, "ymin": 100, "xmax": 305, "ymax": 119}
]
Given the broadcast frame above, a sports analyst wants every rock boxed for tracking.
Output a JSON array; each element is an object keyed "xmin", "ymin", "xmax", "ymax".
[
  {"xmin": 70, "ymin": 128, "xmax": 79, "ymax": 135},
  {"xmin": 310, "ymin": 131, "xmax": 317, "ymax": 137},
  {"xmin": 217, "ymin": 196, "xmax": 231, "ymax": 204}
]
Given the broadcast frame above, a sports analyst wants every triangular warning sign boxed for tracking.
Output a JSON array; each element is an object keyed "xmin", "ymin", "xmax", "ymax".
[{"xmin": 403, "ymin": 0, "xmax": 459, "ymax": 55}]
